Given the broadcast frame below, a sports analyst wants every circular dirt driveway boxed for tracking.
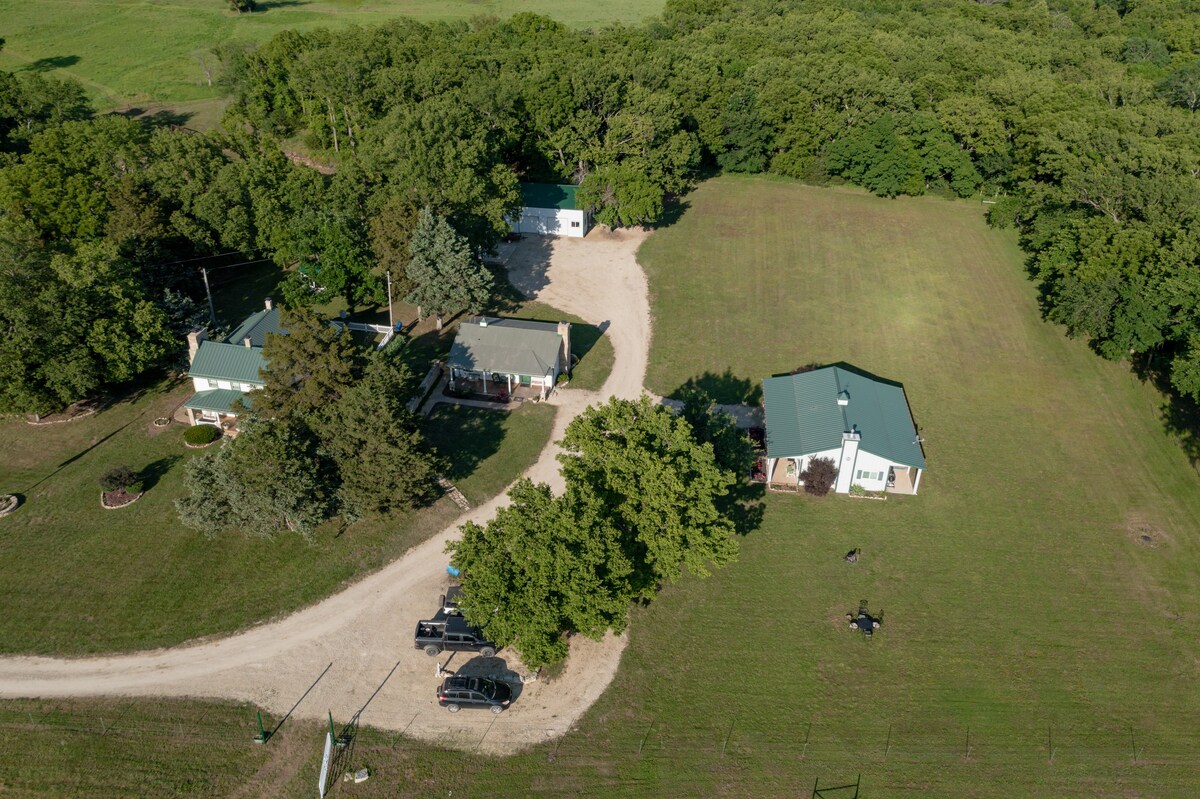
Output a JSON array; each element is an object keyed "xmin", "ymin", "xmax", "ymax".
[{"xmin": 0, "ymin": 228, "xmax": 652, "ymax": 755}]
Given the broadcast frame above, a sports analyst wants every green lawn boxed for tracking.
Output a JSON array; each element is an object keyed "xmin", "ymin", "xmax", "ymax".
[
  {"xmin": 9, "ymin": 177, "xmax": 1200, "ymax": 797},
  {"xmin": 325, "ymin": 177, "xmax": 1200, "ymax": 796},
  {"xmin": 424, "ymin": 402, "xmax": 557, "ymax": 506},
  {"xmin": 0, "ymin": 374, "xmax": 553, "ymax": 654},
  {"xmin": 0, "ymin": 0, "xmax": 662, "ymax": 114}
]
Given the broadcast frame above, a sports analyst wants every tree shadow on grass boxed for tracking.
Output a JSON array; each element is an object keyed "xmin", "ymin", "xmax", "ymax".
[
  {"xmin": 423, "ymin": 405, "xmax": 508, "ymax": 483},
  {"xmin": 113, "ymin": 108, "xmax": 194, "ymax": 129},
  {"xmin": 1132, "ymin": 354, "xmax": 1200, "ymax": 466},
  {"xmin": 138, "ymin": 455, "xmax": 182, "ymax": 493},
  {"xmin": 674, "ymin": 369, "xmax": 762, "ymax": 405},
  {"xmin": 723, "ymin": 481, "xmax": 766, "ymax": 538},
  {"xmin": 20, "ymin": 55, "xmax": 80, "ymax": 72}
]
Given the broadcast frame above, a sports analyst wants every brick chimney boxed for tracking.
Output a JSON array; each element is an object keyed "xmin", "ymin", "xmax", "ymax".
[
  {"xmin": 186, "ymin": 326, "xmax": 208, "ymax": 364},
  {"xmin": 556, "ymin": 321, "xmax": 571, "ymax": 375}
]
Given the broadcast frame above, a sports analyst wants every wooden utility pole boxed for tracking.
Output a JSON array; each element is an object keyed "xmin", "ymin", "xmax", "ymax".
[
  {"xmin": 386, "ymin": 270, "xmax": 394, "ymax": 331},
  {"xmin": 200, "ymin": 267, "xmax": 217, "ymax": 326}
]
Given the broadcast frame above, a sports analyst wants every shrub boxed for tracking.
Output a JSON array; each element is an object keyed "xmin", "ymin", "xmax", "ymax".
[
  {"xmin": 800, "ymin": 456, "xmax": 837, "ymax": 497},
  {"xmin": 184, "ymin": 424, "xmax": 221, "ymax": 446},
  {"xmin": 99, "ymin": 465, "xmax": 137, "ymax": 493}
]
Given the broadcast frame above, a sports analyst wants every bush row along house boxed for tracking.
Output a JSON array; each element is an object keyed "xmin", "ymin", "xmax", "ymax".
[{"xmin": 762, "ymin": 365, "xmax": 926, "ymax": 495}]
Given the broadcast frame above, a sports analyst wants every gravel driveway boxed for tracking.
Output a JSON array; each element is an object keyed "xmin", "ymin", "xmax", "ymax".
[{"xmin": 0, "ymin": 227, "xmax": 652, "ymax": 755}]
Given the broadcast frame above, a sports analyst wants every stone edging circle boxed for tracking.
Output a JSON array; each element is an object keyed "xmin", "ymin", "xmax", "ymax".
[
  {"xmin": 0, "ymin": 495, "xmax": 19, "ymax": 517},
  {"xmin": 100, "ymin": 491, "xmax": 145, "ymax": 510},
  {"xmin": 184, "ymin": 437, "xmax": 222, "ymax": 449}
]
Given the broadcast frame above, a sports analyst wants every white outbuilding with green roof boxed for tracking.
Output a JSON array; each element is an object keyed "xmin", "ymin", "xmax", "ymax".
[
  {"xmin": 762, "ymin": 366, "xmax": 926, "ymax": 495},
  {"xmin": 509, "ymin": 183, "xmax": 590, "ymax": 237}
]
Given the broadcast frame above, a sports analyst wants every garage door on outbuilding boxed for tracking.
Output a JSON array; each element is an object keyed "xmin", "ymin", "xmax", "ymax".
[{"xmin": 510, "ymin": 183, "xmax": 591, "ymax": 238}]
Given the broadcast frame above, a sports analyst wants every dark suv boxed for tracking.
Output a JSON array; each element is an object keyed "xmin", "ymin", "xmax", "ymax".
[
  {"xmin": 436, "ymin": 676, "xmax": 512, "ymax": 714},
  {"xmin": 414, "ymin": 611, "xmax": 498, "ymax": 657}
]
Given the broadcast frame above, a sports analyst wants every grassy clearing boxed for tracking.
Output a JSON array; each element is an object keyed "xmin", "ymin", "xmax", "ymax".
[
  {"xmin": 0, "ymin": 371, "xmax": 552, "ymax": 654},
  {"xmin": 0, "ymin": 0, "xmax": 663, "ymax": 115},
  {"xmin": 12, "ymin": 178, "xmax": 1200, "ymax": 797},
  {"xmin": 0, "ymin": 698, "xmax": 273, "ymax": 798},
  {"xmin": 424, "ymin": 403, "xmax": 556, "ymax": 506}
]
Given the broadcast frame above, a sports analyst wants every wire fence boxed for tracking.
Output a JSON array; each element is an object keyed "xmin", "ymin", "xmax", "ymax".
[{"xmin": 4, "ymin": 703, "xmax": 1198, "ymax": 796}]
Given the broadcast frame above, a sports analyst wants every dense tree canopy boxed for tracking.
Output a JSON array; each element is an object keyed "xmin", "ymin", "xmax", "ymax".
[
  {"xmin": 451, "ymin": 396, "xmax": 741, "ymax": 667},
  {"xmin": 3, "ymin": 0, "xmax": 1200, "ymax": 413},
  {"xmin": 214, "ymin": 0, "xmax": 1200, "ymax": 405}
]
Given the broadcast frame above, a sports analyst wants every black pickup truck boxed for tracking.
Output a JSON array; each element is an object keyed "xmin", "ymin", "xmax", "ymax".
[{"xmin": 414, "ymin": 611, "xmax": 498, "ymax": 657}]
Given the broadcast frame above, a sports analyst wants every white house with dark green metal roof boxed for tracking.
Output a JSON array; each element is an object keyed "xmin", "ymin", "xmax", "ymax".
[
  {"xmin": 509, "ymin": 183, "xmax": 590, "ymax": 238},
  {"xmin": 182, "ymin": 299, "xmax": 281, "ymax": 431},
  {"xmin": 448, "ymin": 317, "xmax": 570, "ymax": 400},
  {"xmin": 762, "ymin": 366, "xmax": 926, "ymax": 495}
]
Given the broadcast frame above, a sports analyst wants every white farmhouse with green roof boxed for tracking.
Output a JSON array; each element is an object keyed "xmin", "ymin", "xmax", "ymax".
[
  {"xmin": 183, "ymin": 299, "xmax": 282, "ymax": 431},
  {"xmin": 762, "ymin": 365, "xmax": 926, "ymax": 495},
  {"xmin": 448, "ymin": 317, "xmax": 570, "ymax": 400},
  {"xmin": 509, "ymin": 183, "xmax": 590, "ymax": 237}
]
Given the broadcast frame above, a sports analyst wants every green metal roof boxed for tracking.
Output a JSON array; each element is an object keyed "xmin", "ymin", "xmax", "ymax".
[
  {"xmin": 448, "ymin": 317, "xmax": 565, "ymax": 378},
  {"xmin": 189, "ymin": 341, "xmax": 267, "ymax": 384},
  {"xmin": 762, "ymin": 366, "xmax": 926, "ymax": 469},
  {"xmin": 519, "ymin": 183, "xmax": 579, "ymax": 212},
  {"xmin": 184, "ymin": 388, "xmax": 248, "ymax": 414},
  {"xmin": 224, "ymin": 307, "xmax": 284, "ymax": 347}
]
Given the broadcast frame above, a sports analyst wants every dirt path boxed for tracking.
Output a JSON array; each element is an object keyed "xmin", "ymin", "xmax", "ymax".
[{"xmin": 0, "ymin": 228, "xmax": 650, "ymax": 755}]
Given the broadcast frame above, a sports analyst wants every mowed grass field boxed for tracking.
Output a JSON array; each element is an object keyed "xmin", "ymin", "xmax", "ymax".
[
  {"xmin": 6, "ymin": 178, "xmax": 1200, "ymax": 797},
  {"xmin": 0, "ymin": 0, "xmax": 662, "ymax": 115},
  {"xmin": 0, "ymin": 380, "xmax": 554, "ymax": 655}
]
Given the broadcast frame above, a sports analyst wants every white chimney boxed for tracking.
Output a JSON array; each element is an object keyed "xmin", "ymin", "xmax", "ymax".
[
  {"xmin": 837, "ymin": 389, "xmax": 850, "ymax": 406},
  {"xmin": 835, "ymin": 431, "xmax": 861, "ymax": 494},
  {"xmin": 264, "ymin": 296, "xmax": 273, "ymax": 311},
  {"xmin": 243, "ymin": 337, "xmax": 252, "ymax": 347},
  {"xmin": 187, "ymin": 327, "xmax": 208, "ymax": 364},
  {"xmin": 557, "ymin": 321, "xmax": 571, "ymax": 374},
  {"xmin": 479, "ymin": 317, "xmax": 488, "ymax": 327}
]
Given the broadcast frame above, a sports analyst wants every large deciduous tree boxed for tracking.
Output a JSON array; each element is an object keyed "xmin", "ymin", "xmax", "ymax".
[
  {"xmin": 450, "ymin": 480, "xmax": 635, "ymax": 667},
  {"xmin": 557, "ymin": 395, "xmax": 739, "ymax": 597},
  {"xmin": 450, "ymin": 395, "xmax": 741, "ymax": 667}
]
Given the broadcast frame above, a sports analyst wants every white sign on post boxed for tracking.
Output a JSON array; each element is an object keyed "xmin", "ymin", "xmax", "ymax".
[{"xmin": 318, "ymin": 731, "xmax": 333, "ymax": 798}]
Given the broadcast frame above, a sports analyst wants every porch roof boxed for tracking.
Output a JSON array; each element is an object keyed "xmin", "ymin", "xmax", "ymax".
[
  {"xmin": 448, "ymin": 317, "xmax": 563, "ymax": 377},
  {"xmin": 762, "ymin": 366, "xmax": 926, "ymax": 469},
  {"xmin": 184, "ymin": 388, "xmax": 248, "ymax": 414}
]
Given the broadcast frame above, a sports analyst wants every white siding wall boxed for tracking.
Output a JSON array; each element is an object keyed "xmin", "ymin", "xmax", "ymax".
[
  {"xmin": 848, "ymin": 450, "xmax": 894, "ymax": 492},
  {"xmin": 510, "ymin": 208, "xmax": 589, "ymax": 237},
  {"xmin": 192, "ymin": 376, "xmax": 210, "ymax": 392}
]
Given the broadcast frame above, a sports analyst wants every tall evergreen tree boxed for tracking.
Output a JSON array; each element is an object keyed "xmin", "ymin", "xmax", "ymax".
[{"xmin": 404, "ymin": 207, "xmax": 493, "ymax": 330}]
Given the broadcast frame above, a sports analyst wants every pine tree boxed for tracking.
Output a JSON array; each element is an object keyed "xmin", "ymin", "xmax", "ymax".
[{"xmin": 405, "ymin": 208, "xmax": 493, "ymax": 330}]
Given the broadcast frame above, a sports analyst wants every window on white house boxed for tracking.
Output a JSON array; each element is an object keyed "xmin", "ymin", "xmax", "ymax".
[
  {"xmin": 571, "ymin": 221, "xmax": 581, "ymax": 228},
  {"xmin": 856, "ymin": 470, "xmax": 864, "ymax": 479},
  {"xmin": 217, "ymin": 380, "xmax": 232, "ymax": 390}
]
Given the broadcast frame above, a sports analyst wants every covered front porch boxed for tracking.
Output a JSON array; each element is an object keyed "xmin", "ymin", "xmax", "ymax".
[
  {"xmin": 448, "ymin": 368, "xmax": 552, "ymax": 401},
  {"xmin": 764, "ymin": 456, "xmax": 804, "ymax": 493},
  {"xmin": 887, "ymin": 465, "xmax": 921, "ymax": 495},
  {"xmin": 183, "ymin": 389, "xmax": 246, "ymax": 436}
]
